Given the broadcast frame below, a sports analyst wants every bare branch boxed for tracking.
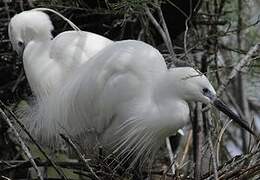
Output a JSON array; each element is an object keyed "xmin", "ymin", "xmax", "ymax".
[
  {"xmin": 0, "ymin": 100, "xmax": 68, "ymax": 180},
  {"xmin": 60, "ymin": 133, "xmax": 101, "ymax": 180},
  {"xmin": 145, "ymin": 6, "xmax": 176, "ymax": 59},
  {"xmin": 0, "ymin": 107, "xmax": 43, "ymax": 180},
  {"xmin": 217, "ymin": 43, "xmax": 260, "ymax": 96}
]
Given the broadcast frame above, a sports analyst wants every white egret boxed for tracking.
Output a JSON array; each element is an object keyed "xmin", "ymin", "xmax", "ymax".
[
  {"xmin": 8, "ymin": 9, "xmax": 113, "ymax": 99},
  {"xmin": 26, "ymin": 40, "xmax": 256, "ymax": 166}
]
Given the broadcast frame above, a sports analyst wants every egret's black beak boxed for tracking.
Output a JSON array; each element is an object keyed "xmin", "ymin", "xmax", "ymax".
[
  {"xmin": 203, "ymin": 89, "xmax": 257, "ymax": 138},
  {"xmin": 213, "ymin": 98, "xmax": 257, "ymax": 138}
]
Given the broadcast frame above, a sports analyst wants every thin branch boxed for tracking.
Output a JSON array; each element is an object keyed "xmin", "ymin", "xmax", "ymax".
[
  {"xmin": 180, "ymin": 130, "xmax": 193, "ymax": 166},
  {"xmin": 145, "ymin": 6, "xmax": 175, "ymax": 58},
  {"xmin": 166, "ymin": 137, "xmax": 176, "ymax": 174},
  {"xmin": 205, "ymin": 111, "xmax": 219, "ymax": 180},
  {"xmin": 193, "ymin": 103, "xmax": 203, "ymax": 180},
  {"xmin": 217, "ymin": 43, "xmax": 260, "ymax": 96},
  {"xmin": 156, "ymin": 5, "xmax": 175, "ymax": 58},
  {"xmin": 0, "ymin": 107, "xmax": 43, "ymax": 180},
  {"xmin": 216, "ymin": 119, "xmax": 233, "ymax": 165},
  {"xmin": 202, "ymin": 150, "xmax": 260, "ymax": 179},
  {"xmin": 0, "ymin": 159, "xmax": 87, "ymax": 172},
  {"xmin": 60, "ymin": 133, "xmax": 101, "ymax": 180},
  {"xmin": 0, "ymin": 100, "xmax": 68, "ymax": 180}
]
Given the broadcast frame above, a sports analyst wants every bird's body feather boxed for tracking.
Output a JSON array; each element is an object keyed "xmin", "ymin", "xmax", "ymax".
[
  {"xmin": 29, "ymin": 40, "xmax": 191, "ymax": 164},
  {"xmin": 10, "ymin": 9, "xmax": 257, "ymax": 169},
  {"xmin": 23, "ymin": 30, "xmax": 113, "ymax": 97},
  {"xmin": 9, "ymin": 10, "xmax": 113, "ymax": 98}
]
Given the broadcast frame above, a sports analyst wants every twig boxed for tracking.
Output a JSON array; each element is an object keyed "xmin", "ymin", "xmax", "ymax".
[
  {"xmin": 165, "ymin": 137, "xmax": 176, "ymax": 175},
  {"xmin": 216, "ymin": 119, "xmax": 233, "ymax": 166},
  {"xmin": 234, "ymin": 163, "xmax": 260, "ymax": 179},
  {"xmin": 0, "ymin": 159, "xmax": 88, "ymax": 172},
  {"xmin": 202, "ymin": 150, "xmax": 260, "ymax": 179},
  {"xmin": 0, "ymin": 100, "xmax": 68, "ymax": 180},
  {"xmin": 184, "ymin": 14, "xmax": 191, "ymax": 55},
  {"xmin": 1, "ymin": 176, "xmax": 12, "ymax": 180},
  {"xmin": 60, "ymin": 133, "xmax": 101, "ymax": 180},
  {"xmin": 193, "ymin": 103, "xmax": 203, "ymax": 180},
  {"xmin": 145, "ymin": 6, "xmax": 175, "ymax": 58},
  {"xmin": 156, "ymin": 5, "xmax": 175, "ymax": 58},
  {"xmin": 208, "ymin": 135, "xmax": 219, "ymax": 180},
  {"xmin": 217, "ymin": 43, "xmax": 260, "ymax": 96},
  {"xmin": 180, "ymin": 130, "xmax": 193, "ymax": 166},
  {"xmin": 0, "ymin": 107, "xmax": 43, "ymax": 180},
  {"xmin": 205, "ymin": 111, "xmax": 219, "ymax": 180},
  {"xmin": 1, "ymin": 158, "xmax": 41, "ymax": 172}
]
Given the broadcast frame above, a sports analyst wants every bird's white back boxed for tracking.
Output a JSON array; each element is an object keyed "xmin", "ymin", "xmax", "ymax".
[
  {"xmin": 9, "ymin": 10, "xmax": 113, "ymax": 99},
  {"xmin": 26, "ymin": 40, "xmax": 167, "ymax": 149}
]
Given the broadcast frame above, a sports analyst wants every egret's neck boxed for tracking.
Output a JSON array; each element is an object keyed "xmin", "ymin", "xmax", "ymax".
[
  {"xmin": 152, "ymin": 70, "xmax": 182, "ymax": 103},
  {"xmin": 110, "ymin": 72, "xmax": 190, "ymax": 165},
  {"xmin": 150, "ymin": 70, "xmax": 190, "ymax": 134},
  {"xmin": 23, "ymin": 41, "xmax": 53, "ymax": 98}
]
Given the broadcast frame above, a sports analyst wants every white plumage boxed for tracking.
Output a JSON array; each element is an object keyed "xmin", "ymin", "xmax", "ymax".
[
  {"xmin": 9, "ymin": 9, "xmax": 256, "ymax": 167},
  {"xmin": 28, "ymin": 40, "xmax": 217, "ymax": 164},
  {"xmin": 8, "ymin": 10, "xmax": 113, "ymax": 99}
]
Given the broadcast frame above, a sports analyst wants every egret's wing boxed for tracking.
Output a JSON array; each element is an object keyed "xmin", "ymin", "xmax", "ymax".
[
  {"xmin": 50, "ymin": 31, "xmax": 113, "ymax": 71},
  {"xmin": 30, "ymin": 40, "xmax": 167, "ymax": 147},
  {"xmin": 62, "ymin": 40, "xmax": 167, "ymax": 135}
]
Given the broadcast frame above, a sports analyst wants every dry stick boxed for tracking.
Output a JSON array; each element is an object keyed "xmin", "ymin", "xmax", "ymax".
[
  {"xmin": 0, "ymin": 107, "xmax": 43, "ymax": 180},
  {"xmin": 156, "ymin": 6, "xmax": 175, "ymax": 58},
  {"xmin": 236, "ymin": 0, "xmax": 249, "ymax": 153},
  {"xmin": 145, "ymin": 6, "xmax": 173, "ymax": 58},
  {"xmin": 206, "ymin": 111, "xmax": 219, "ymax": 180},
  {"xmin": 248, "ymin": 141, "xmax": 260, "ymax": 167},
  {"xmin": 165, "ymin": 137, "xmax": 176, "ymax": 174},
  {"xmin": 202, "ymin": 150, "xmax": 260, "ymax": 179},
  {"xmin": 234, "ymin": 163, "xmax": 260, "ymax": 179},
  {"xmin": 60, "ymin": 133, "xmax": 101, "ymax": 180},
  {"xmin": 0, "ymin": 159, "xmax": 87, "ymax": 172},
  {"xmin": 0, "ymin": 100, "xmax": 68, "ymax": 180},
  {"xmin": 207, "ymin": 135, "xmax": 219, "ymax": 180},
  {"xmin": 194, "ymin": 103, "xmax": 203, "ymax": 180},
  {"xmin": 180, "ymin": 130, "xmax": 193, "ymax": 166},
  {"xmin": 217, "ymin": 43, "xmax": 260, "ymax": 96},
  {"xmin": 216, "ymin": 120, "xmax": 233, "ymax": 166},
  {"xmin": 1, "ymin": 176, "xmax": 12, "ymax": 180}
]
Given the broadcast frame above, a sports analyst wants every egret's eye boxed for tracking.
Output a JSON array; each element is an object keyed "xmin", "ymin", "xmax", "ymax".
[
  {"xmin": 18, "ymin": 41, "xmax": 24, "ymax": 47},
  {"xmin": 202, "ymin": 88, "xmax": 210, "ymax": 94}
]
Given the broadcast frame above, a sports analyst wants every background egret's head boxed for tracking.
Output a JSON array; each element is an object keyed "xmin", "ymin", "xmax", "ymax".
[{"xmin": 8, "ymin": 10, "xmax": 54, "ymax": 57}]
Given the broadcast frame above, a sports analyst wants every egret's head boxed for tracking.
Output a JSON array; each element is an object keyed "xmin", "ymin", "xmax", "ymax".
[
  {"xmin": 172, "ymin": 67, "xmax": 257, "ymax": 137},
  {"xmin": 8, "ymin": 10, "xmax": 53, "ymax": 57},
  {"xmin": 171, "ymin": 67, "xmax": 216, "ymax": 104}
]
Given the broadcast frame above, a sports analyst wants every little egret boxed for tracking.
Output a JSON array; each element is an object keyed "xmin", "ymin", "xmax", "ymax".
[
  {"xmin": 8, "ymin": 9, "xmax": 113, "ymax": 99},
  {"xmin": 26, "ymin": 40, "xmax": 256, "ymax": 166}
]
